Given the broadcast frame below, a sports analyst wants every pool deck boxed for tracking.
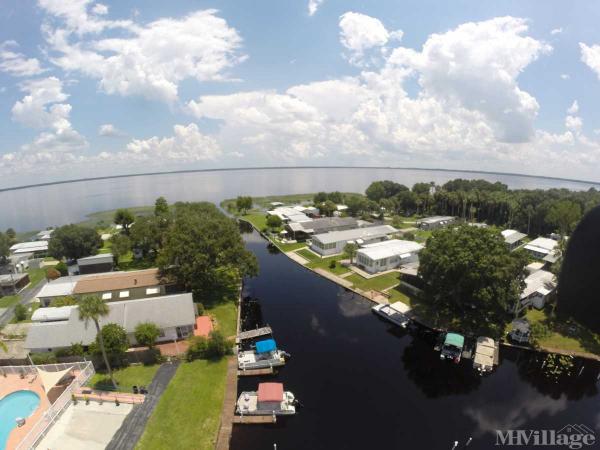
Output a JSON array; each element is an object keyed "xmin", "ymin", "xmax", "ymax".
[{"xmin": 1, "ymin": 373, "xmax": 50, "ymax": 450}]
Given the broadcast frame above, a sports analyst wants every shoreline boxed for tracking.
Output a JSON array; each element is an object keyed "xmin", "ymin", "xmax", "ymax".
[{"xmin": 240, "ymin": 218, "xmax": 600, "ymax": 363}]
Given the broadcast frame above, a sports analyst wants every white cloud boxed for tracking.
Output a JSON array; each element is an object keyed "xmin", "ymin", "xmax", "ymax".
[
  {"xmin": 389, "ymin": 16, "xmax": 551, "ymax": 143},
  {"xmin": 125, "ymin": 123, "xmax": 221, "ymax": 161},
  {"xmin": 339, "ymin": 12, "xmax": 402, "ymax": 66},
  {"xmin": 0, "ymin": 41, "xmax": 47, "ymax": 77},
  {"xmin": 567, "ymin": 100, "xmax": 579, "ymax": 115},
  {"xmin": 98, "ymin": 123, "xmax": 124, "ymax": 137},
  {"xmin": 91, "ymin": 3, "xmax": 108, "ymax": 15},
  {"xmin": 560, "ymin": 73, "xmax": 570, "ymax": 80},
  {"xmin": 550, "ymin": 27, "xmax": 563, "ymax": 35},
  {"xmin": 580, "ymin": 42, "xmax": 600, "ymax": 80},
  {"xmin": 308, "ymin": 0, "xmax": 324, "ymax": 16},
  {"xmin": 41, "ymin": 7, "xmax": 245, "ymax": 102}
]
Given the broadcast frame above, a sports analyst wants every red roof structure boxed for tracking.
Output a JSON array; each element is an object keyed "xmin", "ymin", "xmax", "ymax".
[
  {"xmin": 194, "ymin": 316, "xmax": 213, "ymax": 337},
  {"xmin": 257, "ymin": 383, "xmax": 284, "ymax": 402}
]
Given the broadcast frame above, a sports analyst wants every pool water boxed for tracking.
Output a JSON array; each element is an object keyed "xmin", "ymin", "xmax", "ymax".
[{"xmin": 0, "ymin": 390, "xmax": 40, "ymax": 450}]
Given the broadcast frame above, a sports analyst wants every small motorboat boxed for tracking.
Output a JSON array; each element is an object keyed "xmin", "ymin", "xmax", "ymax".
[
  {"xmin": 238, "ymin": 338, "xmax": 290, "ymax": 370},
  {"xmin": 439, "ymin": 332, "xmax": 464, "ymax": 363},
  {"xmin": 372, "ymin": 303, "xmax": 410, "ymax": 328},
  {"xmin": 236, "ymin": 382, "xmax": 296, "ymax": 416},
  {"xmin": 473, "ymin": 336, "xmax": 498, "ymax": 375}
]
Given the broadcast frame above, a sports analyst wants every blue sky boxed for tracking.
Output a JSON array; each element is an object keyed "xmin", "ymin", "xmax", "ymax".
[{"xmin": 1, "ymin": 0, "xmax": 600, "ymax": 187}]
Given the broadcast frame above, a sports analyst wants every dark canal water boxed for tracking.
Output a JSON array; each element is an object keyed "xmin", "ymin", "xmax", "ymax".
[{"xmin": 231, "ymin": 228, "xmax": 600, "ymax": 450}]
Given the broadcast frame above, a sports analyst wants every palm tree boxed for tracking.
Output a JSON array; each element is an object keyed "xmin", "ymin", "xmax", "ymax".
[{"xmin": 78, "ymin": 295, "xmax": 117, "ymax": 389}]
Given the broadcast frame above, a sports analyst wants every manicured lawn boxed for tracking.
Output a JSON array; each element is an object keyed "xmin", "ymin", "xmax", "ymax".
[
  {"xmin": 27, "ymin": 268, "xmax": 47, "ymax": 287},
  {"xmin": 88, "ymin": 364, "xmax": 160, "ymax": 392},
  {"xmin": 78, "ymin": 206, "xmax": 156, "ymax": 229},
  {"xmin": 296, "ymin": 248, "xmax": 320, "ymax": 261},
  {"xmin": 136, "ymin": 359, "xmax": 229, "ymax": 450},
  {"xmin": 276, "ymin": 241, "xmax": 307, "ymax": 252},
  {"xmin": 207, "ymin": 301, "xmax": 238, "ymax": 338},
  {"xmin": 240, "ymin": 213, "xmax": 268, "ymax": 230},
  {"xmin": 306, "ymin": 254, "xmax": 351, "ymax": 276},
  {"xmin": 10, "ymin": 303, "xmax": 40, "ymax": 323},
  {"xmin": 0, "ymin": 295, "xmax": 19, "ymax": 308},
  {"xmin": 387, "ymin": 286, "xmax": 412, "ymax": 306},
  {"xmin": 99, "ymin": 240, "xmax": 112, "ymax": 254},
  {"xmin": 346, "ymin": 272, "xmax": 400, "ymax": 292}
]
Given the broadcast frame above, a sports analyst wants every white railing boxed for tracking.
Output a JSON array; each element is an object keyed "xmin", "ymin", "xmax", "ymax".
[{"xmin": 13, "ymin": 361, "xmax": 95, "ymax": 450}]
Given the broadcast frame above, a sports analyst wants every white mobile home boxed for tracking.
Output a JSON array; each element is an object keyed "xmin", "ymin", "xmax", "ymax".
[
  {"xmin": 524, "ymin": 237, "xmax": 558, "ymax": 260},
  {"xmin": 416, "ymin": 216, "xmax": 456, "ymax": 230},
  {"xmin": 501, "ymin": 229, "xmax": 527, "ymax": 250},
  {"xmin": 355, "ymin": 240, "xmax": 424, "ymax": 274},
  {"xmin": 310, "ymin": 225, "xmax": 399, "ymax": 256},
  {"xmin": 517, "ymin": 270, "xmax": 556, "ymax": 311}
]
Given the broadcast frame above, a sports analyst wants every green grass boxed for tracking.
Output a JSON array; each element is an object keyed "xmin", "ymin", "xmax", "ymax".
[
  {"xmin": 27, "ymin": 268, "xmax": 47, "ymax": 287},
  {"xmin": 239, "ymin": 213, "xmax": 268, "ymax": 230},
  {"xmin": 387, "ymin": 286, "xmax": 412, "ymax": 305},
  {"xmin": 10, "ymin": 303, "xmax": 40, "ymax": 323},
  {"xmin": 136, "ymin": 359, "xmax": 229, "ymax": 450},
  {"xmin": 306, "ymin": 254, "xmax": 351, "ymax": 276},
  {"xmin": 346, "ymin": 272, "xmax": 401, "ymax": 292},
  {"xmin": 0, "ymin": 295, "xmax": 19, "ymax": 308},
  {"xmin": 276, "ymin": 241, "xmax": 307, "ymax": 252},
  {"xmin": 296, "ymin": 248, "xmax": 320, "ymax": 261},
  {"xmin": 415, "ymin": 230, "xmax": 433, "ymax": 242},
  {"xmin": 221, "ymin": 193, "xmax": 318, "ymax": 213},
  {"xmin": 206, "ymin": 301, "xmax": 237, "ymax": 338},
  {"xmin": 77, "ymin": 206, "xmax": 156, "ymax": 229},
  {"xmin": 88, "ymin": 364, "xmax": 160, "ymax": 392},
  {"xmin": 99, "ymin": 239, "xmax": 112, "ymax": 254}
]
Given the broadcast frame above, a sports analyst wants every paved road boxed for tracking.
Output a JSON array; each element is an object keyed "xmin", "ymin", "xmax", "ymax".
[
  {"xmin": 0, "ymin": 278, "xmax": 47, "ymax": 326},
  {"xmin": 106, "ymin": 361, "xmax": 181, "ymax": 450}
]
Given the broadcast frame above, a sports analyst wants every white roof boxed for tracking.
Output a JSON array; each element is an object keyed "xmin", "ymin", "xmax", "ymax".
[
  {"xmin": 501, "ymin": 229, "xmax": 527, "ymax": 244},
  {"xmin": 336, "ymin": 204, "xmax": 348, "ymax": 211},
  {"xmin": 25, "ymin": 293, "xmax": 195, "ymax": 350},
  {"xmin": 524, "ymin": 237, "xmax": 558, "ymax": 255},
  {"xmin": 10, "ymin": 240, "xmax": 48, "ymax": 254},
  {"xmin": 36, "ymin": 276, "xmax": 81, "ymax": 298},
  {"xmin": 267, "ymin": 207, "xmax": 312, "ymax": 223},
  {"xmin": 526, "ymin": 262, "xmax": 545, "ymax": 273},
  {"xmin": 313, "ymin": 225, "xmax": 398, "ymax": 245},
  {"xmin": 32, "ymin": 305, "xmax": 77, "ymax": 322},
  {"xmin": 77, "ymin": 253, "xmax": 113, "ymax": 266},
  {"xmin": 357, "ymin": 239, "xmax": 423, "ymax": 261},
  {"xmin": 417, "ymin": 216, "xmax": 455, "ymax": 225},
  {"xmin": 521, "ymin": 270, "xmax": 556, "ymax": 299}
]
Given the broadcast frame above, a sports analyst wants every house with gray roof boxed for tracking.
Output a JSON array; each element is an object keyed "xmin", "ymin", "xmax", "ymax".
[
  {"xmin": 310, "ymin": 225, "xmax": 399, "ymax": 256},
  {"xmin": 25, "ymin": 293, "xmax": 196, "ymax": 352},
  {"xmin": 285, "ymin": 216, "xmax": 359, "ymax": 240},
  {"xmin": 501, "ymin": 229, "xmax": 527, "ymax": 250}
]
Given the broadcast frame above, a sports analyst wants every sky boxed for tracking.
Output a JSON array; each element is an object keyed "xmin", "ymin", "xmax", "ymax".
[{"xmin": 2, "ymin": 0, "xmax": 600, "ymax": 188}]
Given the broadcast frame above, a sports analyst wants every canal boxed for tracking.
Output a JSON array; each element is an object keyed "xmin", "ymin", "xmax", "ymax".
[{"xmin": 230, "ymin": 228, "xmax": 600, "ymax": 450}]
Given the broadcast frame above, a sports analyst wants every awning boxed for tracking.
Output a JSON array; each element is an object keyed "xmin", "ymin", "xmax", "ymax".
[
  {"xmin": 256, "ymin": 339, "xmax": 276, "ymax": 354},
  {"xmin": 444, "ymin": 333, "xmax": 464, "ymax": 348},
  {"xmin": 37, "ymin": 366, "xmax": 73, "ymax": 394},
  {"xmin": 257, "ymin": 383, "xmax": 284, "ymax": 402}
]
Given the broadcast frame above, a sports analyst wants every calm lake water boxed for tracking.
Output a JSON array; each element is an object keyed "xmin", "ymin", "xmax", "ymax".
[
  {"xmin": 1, "ymin": 167, "xmax": 599, "ymax": 231},
  {"xmin": 232, "ymin": 228, "xmax": 600, "ymax": 450}
]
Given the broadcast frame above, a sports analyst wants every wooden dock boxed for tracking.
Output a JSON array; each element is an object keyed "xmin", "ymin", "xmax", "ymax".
[
  {"xmin": 233, "ymin": 415, "xmax": 277, "ymax": 424},
  {"xmin": 235, "ymin": 326, "xmax": 272, "ymax": 344},
  {"xmin": 237, "ymin": 366, "xmax": 275, "ymax": 377}
]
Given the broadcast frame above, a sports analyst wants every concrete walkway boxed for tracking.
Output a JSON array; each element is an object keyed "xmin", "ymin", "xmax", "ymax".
[
  {"xmin": 215, "ymin": 356, "xmax": 238, "ymax": 450},
  {"xmin": 105, "ymin": 361, "xmax": 180, "ymax": 450},
  {"xmin": 286, "ymin": 250, "xmax": 309, "ymax": 265}
]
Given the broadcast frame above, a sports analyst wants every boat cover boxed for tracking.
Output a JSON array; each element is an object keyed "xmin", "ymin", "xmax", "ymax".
[
  {"xmin": 258, "ymin": 383, "xmax": 284, "ymax": 402},
  {"xmin": 444, "ymin": 333, "xmax": 465, "ymax": 348},
  {"xmin": 256, "ymin": 339, "xmax": 277, "ymax": 354}
]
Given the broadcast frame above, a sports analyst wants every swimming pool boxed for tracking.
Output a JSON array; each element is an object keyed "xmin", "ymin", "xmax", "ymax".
[{"xmin": 0, "ymin": 390, "xmax": 40, "ymax": 450}]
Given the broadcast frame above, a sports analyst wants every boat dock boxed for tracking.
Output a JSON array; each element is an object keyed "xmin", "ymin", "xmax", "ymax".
[
  {"xmin": 233, "ymin": 415, "xmax": 277, "ymax": 424},
  {"xmin": 238, "ymin": 366, "xmax": 275, "ymax": 377},
  {"xmin": 235, "ymin": 326, "xmax": 272, "ymax": 344}
]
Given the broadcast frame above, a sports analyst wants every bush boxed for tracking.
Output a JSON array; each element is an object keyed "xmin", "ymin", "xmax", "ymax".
[
  {"xmin": 14, "ymin": 304, "xmax": 27, "ymax": 321},
  {"xmin": 45, "ymin": 267, "xmax": 61, "ymax": 280},
  {"xmin": 404, "ymin": 232, "xmax": 416, "ymax": 241},
  {"xmin": 55, "ymin": 261, "xmax": 68, "ymax": 276},
  {"xmin": 196, "ymin": 303, "xmax": 205, "ymax": 316},
  {"xmin": 55, "ymin": 342, "xmax": 85, "ymax": 357},
  {"xmin": 186, "ymin": 336, "xmax": 208, "ymax": 361},
  {"xmin": 266, "ymin": 215, "xmax": 283, "ymax": 229},
  {"xmin": 206, "ymin": 331, "xmax": 231, "ymax": 359},
  {"xmin": 30, "ymin": 352, "xmax": 58, "ymax": 364},
  {"xmin": 329, "ymin": 260, "xmax": 336, "ymax": 269}
]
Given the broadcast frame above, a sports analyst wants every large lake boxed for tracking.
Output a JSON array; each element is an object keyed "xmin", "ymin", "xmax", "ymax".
[{"xmin": 1, "ymin": 167, "xmax": 599, "ymax": 231}]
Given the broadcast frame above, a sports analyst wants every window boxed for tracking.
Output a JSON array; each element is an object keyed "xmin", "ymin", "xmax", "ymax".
[
  {"xmin": 102, "ymin": 293, "xmax": 112, "ymax": 300},
  {"xmin": 146, "ymin": 287, "xmax": 160, "ymax": 295},
  {"xmin": 119, "ymin": 290, "xmax": 130, "ymax": 298}
]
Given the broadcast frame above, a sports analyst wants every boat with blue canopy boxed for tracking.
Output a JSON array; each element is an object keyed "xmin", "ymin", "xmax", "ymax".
[{"xmin": 238, "ymin": 338, "xmax": 290, "ymax": 370}]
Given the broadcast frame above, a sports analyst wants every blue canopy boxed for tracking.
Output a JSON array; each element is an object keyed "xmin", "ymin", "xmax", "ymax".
[{"xmin": 256, "ymin": 339, "xmax": 277, "ymax": 354}]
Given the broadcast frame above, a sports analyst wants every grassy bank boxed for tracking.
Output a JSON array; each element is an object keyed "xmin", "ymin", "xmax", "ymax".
[
  {"xmin": 78, "ymin": 206, "xmax": 155, "ymax": 229},
  {"xmin": 89, "ymin": 364, "xmax": 160, "ymax": 392},
  {"xmin": 136, "ymin": 359, "xmax": 229, "ymax": 450}
]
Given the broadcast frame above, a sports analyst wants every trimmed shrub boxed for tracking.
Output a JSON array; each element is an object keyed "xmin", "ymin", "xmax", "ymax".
[
  {"xmin": 14, "ymin": 304, "xmax": 27, "ymax": 321},
  {"xmin": 186, "ymin": 336, "xmax": 208, "ymax": 361},
  {"xmin": 31, "ymin": 352, "xmax": 58, "ymax": 364},
  {"xmin": 206, "ymin": 331, "xmax": 231, "ymax": 358},
  {"xmin": 55, "ymin": 261, "xmax": 68, "ymax": 276},
  {"xmin": 196, "ymin": 303, "xmax": 205, "ymax": 316}
]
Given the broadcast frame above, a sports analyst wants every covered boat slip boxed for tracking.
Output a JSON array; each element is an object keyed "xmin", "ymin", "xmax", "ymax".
[
  {"xmin": 237, "ymin": 338, "xmax": 287, "ymax": 370},
  {"xmin": 473, "ymin": 337, "xmax": 499, "ymax": 373},
  {"xmin": 236, "ymin": 382, "xmax": 296, "ymax": 417}
]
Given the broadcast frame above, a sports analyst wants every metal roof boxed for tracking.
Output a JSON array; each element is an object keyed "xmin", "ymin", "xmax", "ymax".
[
  {"xmin": 77, "ymin": 253, "xmax": 114, "ymax": 266},
  {"xmin": 357, "ymin": 239, "xmax": 423, "ymax": 261},
  {"xmin": 0, "ymin": 273, "xmax": 28, "ymax": 286},
  {"xmin": 524, "ymin": 237, "xmax": 558, "ymax": 254},
  {"xmin": 501, "ymin": 229, "xmax": 527, "ymax": 245},
  {"xmin": 25, "ymin": 293, "xmax": 195, "ymax": 350},
  {"xmin": 289, "ymin": 217, "xmax": 358, "ymax": 234},
  {"xmin": 31, "ymin": 305, "xmax": 77, "ymax": 322},
  {"xmin": 312, "ymin": 225, "xmax": 398, "ymax": 245},
  {"xmin": 417, "ymin": 216, "xmax": 455, "ymax": 225},
  {"xmin": 521, "ymin": 270, "xmax": 556, "ymax": 299},
  {"xmin": 10, "ymin": 241, "xmax": 48, "ymax": 254},
  {"xmin": 36, "ymin": 276, "xmax": 82, "ymax": 298}
]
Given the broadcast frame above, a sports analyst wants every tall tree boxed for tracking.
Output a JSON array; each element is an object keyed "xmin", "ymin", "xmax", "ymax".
[
  {"xmin": 319, "ymin": 200, "xmax": 337, "ymax": 217},
  {"xmin": 0, "ymin": 232, "xmax": 9, "ymax": 264},
  {"xmin": 78, "ymin": 295, "xmax": 117, "ymax": 389},
  {"xmin": 546, "ymin": 200, "xmax": 582, "ymax": 236},
  {"xmin": 49, "ymin": 225, "xmax": 102, "ymax": 260},
  {"xmin": 110, "ymin": 234, "xmax": 131, "ymax": 266},
  {"xmin": 129, "ymin": 216, "xmax": 161, "ymax": 258},
  {"xmin": 235, "ymin": 196, "xmax": 253, "ymax": 214},
  {"xmin": 134, "ymin": 322, "xmax": 161, "ymax": 349},
  {"xmin": 5, "ymin": 228, "xmax": 16, "ymax": 244},
  {"xmin": 154, "ymin": 197, "xmax": 169, "ymax": 217},
  {"xmin": 114, "ymin": 209, "xmax": 135, "ymax": 234},
  {"xmin": 344, "ymin": 242, "xmax": 358, "ymax": 264}
]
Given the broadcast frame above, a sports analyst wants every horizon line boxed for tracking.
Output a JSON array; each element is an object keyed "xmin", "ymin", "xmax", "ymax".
[{"xmin": 1, "ymin": 165, "xmax": 599, "ymax": 193}]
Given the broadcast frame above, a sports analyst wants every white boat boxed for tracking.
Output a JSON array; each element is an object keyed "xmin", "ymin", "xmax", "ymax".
[
  {"xmin": 372, "ymin": 303, "xmax": 410, "ymax": 328},
  {"xmin": 237, "ymin": 338, "xmax": 289, "ymax": 370},
  {"xmin": 236, "ymin": 382, "xmax": 296, "ymax": 416},
  {"xmin": 473, "ymin": 337, "xmax": 498, "ymax": 374}
]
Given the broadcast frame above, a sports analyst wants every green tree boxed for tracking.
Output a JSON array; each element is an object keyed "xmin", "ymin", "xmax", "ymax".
[
  {"xmin": 0, "ymin": 232, "xmax": 9, "ymax": 264},
  {"xmin": 78, "ymin": 295, "xmax": 117, "ymax": 389},
  {"xmin": 313, "ymin": 192, "xmax": 328, "ymax": 204},
  {"xmin": 129, "ymin": 216, "xmax": 161, "ymax": 258},
  {"xmin": 134, "ymin": 322, "xmax": 161, "ymax": 349},
  {"xmin": 110, "ymin": 234, "xmax": 131, "ymax": 266},
  {"xmin": 5, "ymin": 228, "xmax": 16, "ymax": 244},
  {"xmin": 344, "ymin": 242, "xmax": 358, "ymax": 264},
  {"xmin": 546, "ymin": 200, "xmax": 582, "ymax": 236},
  {"xmin": 266, "ymin": 215, "xmax": 283, "ymax": 229},
  {"xmin": 49, "ymin": 225, "xmax": 102, "ymax": 260},
  {"xmin": 95, "ymin": 323, "xmax": 128, "ymax": 367},
  {"xmin": 365, "ymin": 182, "xmax": 387, "ymax": 202},
  {"xmin": 55, "ymin": 261, "xmax": 68, "ymax": 276},
  {"xmin": 158, "ymin": 202, "xmax": 258, "ymax": 302},
  {"xmin": 419, "ymin": 226, "xmax": 527, "ymax": 335},
  {"xmin": 154, "ymin": 197, "xmax": 169, "ymax": 217},
  {"xmin": 114, "ymin": 209, "xmax": 135, "ymax": 234},
  {"xmin": 206, "ymin": 331, "xmax": 230, "ymax": 358},
  {"xmin": 328, "ymin": 191, "xmax": 344, "ymax": 204},
  {"xmin": 50, "ymin": 296, "xmax": 78, "ymax": 307},
  {"xmin": 319, "ymin": 200, "xmax": 337, "ymax": 217},
  {"xmin": 235, "ymin": 196, "xmax": 253, "ymax": 214},
  {"xmin": 14, "ymin": 304, "xmax": 27, "ymax": 321},
  {"xmin": 412, "ymin": 182, "xmax": 432, "ymax": 195}
]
